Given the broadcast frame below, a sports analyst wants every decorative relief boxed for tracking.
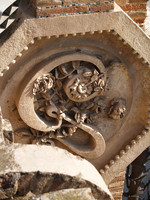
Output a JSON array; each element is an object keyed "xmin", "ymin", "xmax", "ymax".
[
  {"xmin": 32, "ymin": 61, "xmax": 107, "ymax": 142},
  {"xmin": 108, "ymin": 98, "xmax": 126, "ymax": 120},
  {"xmin": 33, "ymin": 74, "xmax": 54, "ymax": 95},
  {"xmin": 1, "ymin": 30, "xmax": 149, "ymax": 185},
  {"xmin": 66, "ymin": 67, "xmax": 106, "ymax": 102},
  {"xmin": 15, "ymin": 55, "xmax": 128, "ymax": 158}
]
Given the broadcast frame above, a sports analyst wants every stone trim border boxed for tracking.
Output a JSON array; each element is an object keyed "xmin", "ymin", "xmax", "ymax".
[
  {"xmin": 0, "ymin": 8, "xmax": 149, "ymax": 73},
  {"xmin": 0, "ymin": 29, "xmax": 149, "ymax": 78},
  {"xmin": 98, "ymin": 30, "xmax": 150, "ymax": 183},
  {"xmin": 100, "ymin": 101, "xmax": 150, "ymax": 183}
]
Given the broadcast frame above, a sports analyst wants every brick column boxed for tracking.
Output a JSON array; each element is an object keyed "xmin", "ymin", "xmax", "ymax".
[{"xmin": 28, "ymin": 0, "xmax": 114, "ymax": 18}]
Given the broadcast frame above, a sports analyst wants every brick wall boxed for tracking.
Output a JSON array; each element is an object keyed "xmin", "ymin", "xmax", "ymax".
[
  {"xmin": 108, "ymin": 170, "xmax": 126, "ymax": 200},
  {"xmin": 28, "ymin": 0, "xmax": 114, "ymax": 17},
  {"xmin": 28, "ymin": 0, "xmax": 148, "ymax": 31},
  {"xmin": 115, "ymin": 0, "xmax": 148, "ymax": 29}
]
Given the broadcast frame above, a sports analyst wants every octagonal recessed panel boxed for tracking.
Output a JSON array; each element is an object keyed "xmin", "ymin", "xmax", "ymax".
[{"xmin": 1, "ymin": 30, "xmax": 150, "ymax": 178}]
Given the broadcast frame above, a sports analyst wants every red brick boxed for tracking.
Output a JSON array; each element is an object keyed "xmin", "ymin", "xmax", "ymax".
[
  {"xmin": 121, "ymin": 3, "xmax": 146, "ymax": 11},
  {"xmin": 115, "ymin": 0, "xmax": 147, "ymax": 28},
  {"xmin": 114, "ymin": 197, "xmax": 122, "ymax": 199},
  {"xmin": 134, "ymin": 18, "xmax": 145, "ymax": 23},
  {"xmin": 108, "ymin": 170, "xmax": 125, "ymax": 200},
  {"xmin": 36, "ymin": 0, "xmax": 114, "ymax": 7},
  {"xmin": 110, "ymin": 177, "xmax": 125, "ymax": 183},
  {"xmin": 127, "ymin": 11, "xmax": 146, "ymax": 20},
  {"xmin": 90, "ymin": 3, "xmax": 114, "ymax": 12},
  {"xmin": 109, "ymin": 186, "xmax": 125, "ymax": 191},
  {"xmin": 128, "ymin": 0, "xmax": 147, "ymax": 3},
  {"xmin": 36, "ymin": 5, "xmax": 89, "ymax": 16}
]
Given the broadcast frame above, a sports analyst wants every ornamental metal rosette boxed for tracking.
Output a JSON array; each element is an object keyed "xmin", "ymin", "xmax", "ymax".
[{"xmin": 0, "ymin": 1, "xmax": 150, "ymax": 184}]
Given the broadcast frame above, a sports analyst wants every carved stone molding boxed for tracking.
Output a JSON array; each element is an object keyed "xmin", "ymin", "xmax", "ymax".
[{"xmin": 0, "ymin": 32, "xmax": 134, "ymax": 162}]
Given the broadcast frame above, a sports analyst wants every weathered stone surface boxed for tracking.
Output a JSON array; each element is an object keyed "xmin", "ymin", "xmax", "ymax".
[
  {"xmin": 0, "ymin": 0, "xmax": 150, "ymax": 187},
  {"xmin": 0, "ymin": 2, "xmax": 150, "ymax": 200},
  {"xmin": 0, "ymin": 144, "xmax": 113, "ymax": 199},
  {"xmin": 0, "ymin": 172, "xmax": 113, "ymax": 199},
  {"xmin": 29, "ymin": 188, "xmax": 96, "ymax": 200}
]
